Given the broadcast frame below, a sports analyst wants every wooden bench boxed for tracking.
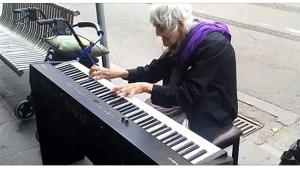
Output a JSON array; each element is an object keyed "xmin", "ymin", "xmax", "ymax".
[{"xmin": 0, "ymin": 3, "xmax": 80, "ymax": 76}]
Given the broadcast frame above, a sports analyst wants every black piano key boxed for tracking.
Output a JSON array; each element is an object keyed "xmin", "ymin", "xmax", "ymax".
[
  {"xmin": 72, "ymin": 73, "xmax": 87, "ymax": 79},
  {"xmin": 149, "ymin": 125, "xmax": 167, "ymax": 134},
  {"xmin": 86, "ymin": 84, "xmax": 103, "ymax": 91},
  {"xmin": 58, "ymin": 64, "xmax": 73, "ymax": 68},
  {"xmin": 123, "ymin": 107, "xmax": 143, "ymax": 117},
  {"xmin": 76, "ymin": 78, "xmax": 91, "ymax": 83},
  {"xmin": 68, "ymin": 72, "xmax": 83, "ymax": 78},
  {"xmin": 139, "ymin": 118, "xmax": 157, "ymax": 128},
  {"xmin": 70, "ymin": 75, "xmax": 86, "ymax": 81},
  {"xmin": 109, "ymin": 98, "xmax": 128, "ymax": 107},
  {"xmin": 95, "ymin": 84, "xmax": 108, "ymax": 89},
  {"xmin": 85, "ymin": 84, "xmax": 100, "ymax": 90},
  {"xmin": 97, "ymin": 91, "xmax": 112, "ymax": 98},
  {"xmin": 67, "ymin": 72, "xmax": 80, "ymax": 78},
  {"xmin": 93, "ymin": 88, "xmax": 109, "ymax": 95},
  {"xmin": 78, "ymin": 78, "xmax": 94, "ymax": 85},
  {"xmin": 118, "ymin": 105, "xmax": 138, "ymax": 114},
  {"xmin": 64, "ymin": 70, "xmax": 79, "ymax": 75},
  {"xmin": 159, "ymin": 131, "xmax": 178, "ymax": 142},
  {"xmin": 78, "ymin": 73, "xmax": 87, "ymax": 77},
  {"xmin": 73, "ymin": 75, "xmax": 88, "ymax": 81},
  {"xmin": 114, "ymin": 102, "xmax": 132, "ymax": 111},
  {"xmin": 178, "ymin": 144, "xmax": 199, "ymax": 156},
  {"xmin": 126, "ymin": 110, "xmax": 143, "ymax": 119},
  {"xmin": 99, "ymin": 89, "xmax": 113, "ymax": 95},
  {"xmin": 82, "ymin": 81, "xmax": 100, "ymax": 87},
  {"xmin": 92, "ymin": 83, "xmax": 104, "ymax": 88},
  {"xmin": 163, "ymin": 134, "xmax": 182, "ymax": 145},
  {"xmin": 107, "ymin": 96, "xmax": 125, "ymax": 104},
  {"xmin": 174, "ymin": 141, "xmax": 194, "ymax": 153},
  {"xmin": 85, "ymin": 83, "xmax": 102, "ymax": 90},
  {"xmin": 167, "ymin": 137, "xmax": 187, "ymax": 148},
  {"xmin": 186, "ymin": 149, "xmax": 207, "ymax": 162},
  {"xmin": 130, "ymin": 112, "xmax": 148, "ymax": 121},
  {"xmin": 64, "ymin": 68, "xmax": 79, "ymax": 72},
  {"xmin": 56, "ymin": 66, "xmax": 69, "ymax": 70},
  {"xmin": 57, "ymin": 65, "xmax": 73, "ymax": 71},
  {"xmin": 100, "ymin": 92, "xmax": 113, "ymax": 98},
  {"xmin": 84, "ymin": 81, "xmax": 98, "ymax": 86},
  {"xmin": 93, "ymin": 85, "xmax": 111, "ymax": 92},
  {"xmin": 152, "ymin": 127, "xmax": 172, "ymax": 137},
  {"xmin": 143, "ymin": 121, "xmax": 161, "ymax": 130},
  {"xmin": 122, "ymin": 107, "xmax": 140, "ymax": 115},
  {"xmin": 64, "ymin": 71, "xmax": 79, "ymax": 76},
  {"xmin": 136, "ymin": 115, "xmax": 154, "ymax": 125},
  {"xmin": 101, "ymin": 94, "xmax": 115, "ymax": 101},
  {"xmin": 96, "ymin": 90, "xmax": 111, "ymax": 97},
  {"xmin": 93, "ymin": 85, "xmax": 110, "ymax": 93},
  {"xmin": 103, "ymin": 95, "xmax": 121, "ymax": 102},
  {"xmin": 86, "ymin": 81, "xmax": 102, "ymax": 87},
  {"xmin": 116, "ymin": 104, "xmax": 135, "ymax": 112},
  {"xmin": 125, "ymin": 110, "xmax": 144, "ymax": 119}
]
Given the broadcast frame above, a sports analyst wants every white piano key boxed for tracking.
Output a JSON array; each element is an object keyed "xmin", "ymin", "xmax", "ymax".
[
  {"xmin": 64, "ymin": 71, "xmax": 80, "ymax": 76},
  {"xmin": 191, "ymin": 152, "xmax": 208, "ymax": 164},
  {"xmin": 80, "ymin": 81, "xmax": 96, "ymax": 87},
  {"xmin": 183, "ymin": 148, "xmax": 203, "ymax": 160},
  {"xmin": 92, "ymin": 87, "xmax": 107, "ymax": 93},
  {"xmin": 76, "ymin": 77, "xmax": 89, "ymax": 83},
  {"xmin": 84, "ymin": 83, "xmax": 100, "ymax": 92},
  {"xmin": 61, "ymin": 69, "xmax": 77, "ymax": 74},
  {"xmin": 96, "ymin": 90, "xmax": 112, "ymax": 98},
  {"xmin": 146, "ymin": 123, "xmax": 165, "ymax": 133},
  {"xmin": 140, "ymin": 119, "xmax": 159, "ymax": 129},
  {"xmin": 113, "ymin": 101, "xmax": 131, "ymax": 109},
  {"xmin": 106, "ymin": 97, "xmax": 123, "ymax": 105},
  {"xmin": 133, "ymin": 114, "xmax": 152, "ymax": 124},
  {"xmin": 156, "ymin": 130, "xmax": 176, "ymax": 140},
  {"xmin": 152, "ymin": 127, "xmax": 171, "ymax": 137},
  {"xmin": 90, "ymin": 87, "xmax": 107, "ymax": 93},
  {"xmin": 123, "ymin": 109, "xmax": 143, "ymax": 118},
  {"xmin": 171, "ymin": 139, "xmax": 190, "ymax": 151},
  {"xmin": 67, "ymin": 72, "xmax": 81, "ymax": 77}
]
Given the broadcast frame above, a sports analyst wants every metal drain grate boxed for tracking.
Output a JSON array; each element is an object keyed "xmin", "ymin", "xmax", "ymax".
[{"xmin": 233, "ymin": 114, "xmax": 264, "ymax": 137}]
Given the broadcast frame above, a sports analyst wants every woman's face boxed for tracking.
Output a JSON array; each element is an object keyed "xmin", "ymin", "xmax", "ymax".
[{"xmin": 155, "ymin": 25, "xmax": 181, "ymax": 47}]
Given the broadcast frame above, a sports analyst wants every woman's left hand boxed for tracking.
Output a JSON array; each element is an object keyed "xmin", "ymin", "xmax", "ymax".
[{"xmin": 113, "ymin": 82, "xmax": 153, "ymax": 98}]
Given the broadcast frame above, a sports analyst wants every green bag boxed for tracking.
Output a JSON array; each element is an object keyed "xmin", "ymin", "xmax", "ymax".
[{"xmin": 45, "ymin": 35, "xmax": 110, "ymax": 59}]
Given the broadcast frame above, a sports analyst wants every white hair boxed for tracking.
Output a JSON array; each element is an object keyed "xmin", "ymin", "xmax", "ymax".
[{"xmin": 149, "ymin": 4, "xmax": 195, "ymax": 49}]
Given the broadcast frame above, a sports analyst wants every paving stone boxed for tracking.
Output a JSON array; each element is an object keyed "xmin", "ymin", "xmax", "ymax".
[
  {"xmin": 0, "ymin": 107, "xmax": 15, "ymax": 125},
  {"xmin": 0, "ymin": 120, "xmax": 38, "ymax": 159},
  {"xmin": 0, "ymin": 146, "xmax": 42, "ymax": 165}
]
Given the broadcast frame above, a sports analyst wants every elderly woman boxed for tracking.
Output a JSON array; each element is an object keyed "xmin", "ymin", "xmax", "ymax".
[{"xmin": 89, "ymin": 4, "xmax": 238, "ymax": 142}]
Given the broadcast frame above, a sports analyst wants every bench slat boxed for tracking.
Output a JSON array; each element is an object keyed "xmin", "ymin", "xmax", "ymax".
[{"xmin": 0, "ymin": 3, "xmax": 80, "ymax": 76}]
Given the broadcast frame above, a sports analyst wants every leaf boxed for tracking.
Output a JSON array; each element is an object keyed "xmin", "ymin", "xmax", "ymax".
[{"xmin": 270, "ymin": 128, "xmax": 279, "ymax": 132}]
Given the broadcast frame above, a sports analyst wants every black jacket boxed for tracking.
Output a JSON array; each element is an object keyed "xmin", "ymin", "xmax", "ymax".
[{"xmin": 126, "ymin": 31, "xmax": 238, "ymax": 142}]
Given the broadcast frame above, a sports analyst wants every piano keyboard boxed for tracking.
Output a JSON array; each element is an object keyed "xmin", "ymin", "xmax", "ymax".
[{"xmin": 54, "ymin": 61, "xmax": 224, "ymax": 165}]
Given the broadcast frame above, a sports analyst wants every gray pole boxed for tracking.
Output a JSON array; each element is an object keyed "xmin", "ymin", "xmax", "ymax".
[{"xmin": 95, "ymin": 3, "xmax": 110, "ymax": 68}]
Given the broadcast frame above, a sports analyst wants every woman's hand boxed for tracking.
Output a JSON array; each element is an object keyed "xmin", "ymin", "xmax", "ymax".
[
  {"xmin": 89, "ymin": 65, "xmax": 128, "ymax": 80},
  {"xmin": 113, "ymin": 82, "xmax": 153, "ymax": 98}
]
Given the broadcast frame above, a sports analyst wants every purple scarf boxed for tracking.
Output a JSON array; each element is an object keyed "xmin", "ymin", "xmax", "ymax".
[{"xmin": 178, "ymin": 21, "xmax": 231, "ymax": 61}]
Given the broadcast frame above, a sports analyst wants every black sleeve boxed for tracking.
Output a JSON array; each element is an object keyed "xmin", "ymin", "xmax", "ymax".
[
  {"xmin": 151, "ymin": 38, "xmax": 234, "ymax": 108},
  {"xmin": 125, "ymin": 52, "xmax": 171, "ymax": 84}
]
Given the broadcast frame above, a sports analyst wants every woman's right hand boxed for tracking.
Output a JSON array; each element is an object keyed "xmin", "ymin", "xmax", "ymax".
[{"xmin": 89, "ymin": 65, "xmax": 128, "ymax": 80}]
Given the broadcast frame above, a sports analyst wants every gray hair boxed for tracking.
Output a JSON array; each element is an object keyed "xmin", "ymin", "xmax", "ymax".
[{"xmin": 150, "ymin": 4, "xmax": 195, "ymax": 48}]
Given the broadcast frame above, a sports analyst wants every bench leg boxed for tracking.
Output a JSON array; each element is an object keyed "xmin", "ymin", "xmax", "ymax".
[{"xmin": 232, "ymin": 137, "xmax": 240, "ymax": 165}]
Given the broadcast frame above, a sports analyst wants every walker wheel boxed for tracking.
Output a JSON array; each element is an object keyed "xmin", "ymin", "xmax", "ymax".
[{"xmin": 14, "ymin": 100, "xmax": 35, "ymax": 121}]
